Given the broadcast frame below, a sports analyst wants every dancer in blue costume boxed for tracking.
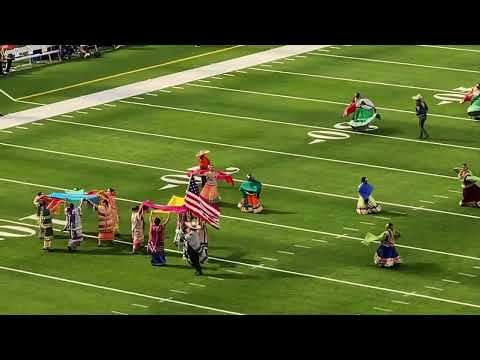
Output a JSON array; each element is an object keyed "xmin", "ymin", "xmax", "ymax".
[{"xmin": 356, "ymin": 177, "xmax": 382, "ymax": 215}]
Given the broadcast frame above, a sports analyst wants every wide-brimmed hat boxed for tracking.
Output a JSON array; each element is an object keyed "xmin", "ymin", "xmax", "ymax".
[
  {"xmin": 196, "ymin": 150, "xmax": 210, "ymax": 157},
  {"xmin": 412, "ymin": 94, "xmax": 423, "ymax": 100},
  {"xmin": 185, "ymin": 219, "xmax": 202, "ymax": 230}
]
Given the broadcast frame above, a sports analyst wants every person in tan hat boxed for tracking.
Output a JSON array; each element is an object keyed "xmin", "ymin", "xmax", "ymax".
[
  {"xmin": 412, "ymin": 94, "xmax": 429, "ymax": 139},
  {"xmin": 183, "ymin": 218, "xmax": 204, "ymax": 275}
]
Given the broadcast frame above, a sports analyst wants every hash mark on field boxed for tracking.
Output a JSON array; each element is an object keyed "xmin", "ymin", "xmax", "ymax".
[
  {"xmin": 131, "ymin": 303, "xmax": 149, "ymax": 308},
  {"xmin": 419, "ymin": 200, "xmax": 435, "ymax": 204},
  {"xmin": 197, "ymin": 80, "xmax": 210, "ymax": 83},
  {"xmin": 207, "ymin": 276, "xmax": 224, "ymax": 281},
  {"xmin": 60, "ymin": 115, "xmax": 74, "ymax": 118},
  {"xmin": 376, "ymin": 216, "xmax": 391, "ymax": 220},
  {"xmin": 145, "ymin": 93, "xmax": 157, "ymax": 97},
  {"xmin": 223, "ymin": 73, "xmax": 236, "ymax": 77},
  {"xmin": 389, "ymin": 211, "xmax": 407, "ymax": 215},
  {"xmin": 169, "ymin": 289, "xmax": 188, "ymax": 294},
  {"xmin": 330, "ymin": 46, "xmax": 341, "ymax": 50},
  {"xmin": 448, "ymin": 190, "xmax": 462, "ymax": 194},
  {"xmin": 103, "ymin": 103, "xmax": 117, "ymax": 106},
  {"xmin": 235, "ymin": 70, "xmax": 248, "ymax": 74},
  {"xmin": 359, "ymin": 222, "xmax": 375, "ymax": 225},
  {"xmin": 260, "ymin": 64, "xmax": 273, "ymax": 67},
  {"xmin": 442, "ymin": 279, "xmax": 460, "ymax": 284},
  {"xmin": 15, "ymin": 126, "xmax": 29, "ymax": 130},
  {"xmin": 458, "ymin": 273, "xmax": 477, "ymax": 278},
  {"xmin": 172, "ymin": 86, "xmax": 184, "ymax": 90},
  {"xmin": 311, "ymin": 238, "xmax": 328, "ymax": 243},
  {"xmin": 285, "ymin": 58, "xmax": 296, "ymax": 61},
  {"xmin": 433, "ymin": 195, "xmax": 449, "ymax": 199},
  {"xmin": 91, "ymin": 107, "xmax": 103, "ymax": 111},
  {"xmin": 392, "ymin": 300, "xmax": 410, "ymax": 305},
  {"xmin": 294, "ymin": 244, "xmax": 311, "ymax": 249},
  {"xmin": 271, "ymin": 61, "xmax": 284, "ymax": 64},
  {"xmin": 261, "ymin": 257, "xmax": 278, "ymax": 261},
  {"xmin": 159, "ymin": 297, "xmax": 174, "ymax": 303},
  {"xmin": 425, "ymin": 286, "xmax": 443, "ymax": 291},
  {"xmin": 295, "ymin": 55, "xmax": 307, "ymax": 58},
  {"xmin": 132, "ymin": 97, "xmax": 144, "ymax": 100},
  {"xmin": 0, "ymin": 130, "xmax": 13, "ymax": 134},
  {"xmin": 189, "ymin": 282, "xmax": 206, "ymax": 287},
  {"xmin": 277, "ymin": 250, "xmax": 295, "ymax": 255},
  {"xmin": 32, "ymin": 123, "xmax": 44, "ymax": 126},
  {"xmin": 75, "ymin": 111, "xmax": 88, "ymax": 114},
  {"xmin": 157, "ymin": 89, "xmax": 172, "ymax": 93},
  {"xmin": 211, "ymin": 76, "xmax": 223, "ymax": 80},
  {"xmin": 225, "ymin": 269, "xmax": 243, "ymax": 275},
  {"xmin": 473, "ymin": 266, "xmax": 480, "ymax": 270},
  {"xmin": 112, "ymin": 311, "xmax": 128, "ymax": 315},
  {"xmin": 373, "ymin": 307, "xmax": 392, "ymax": 312},
  {"xmin": 343, "ymin": 227, "xmax": 359, "ymax": 232}
]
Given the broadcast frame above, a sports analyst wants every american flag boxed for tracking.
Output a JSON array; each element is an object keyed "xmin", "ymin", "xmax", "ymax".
[{"xmin": 184, "ymin": 176, "xmax": 221, "ymax": 229}]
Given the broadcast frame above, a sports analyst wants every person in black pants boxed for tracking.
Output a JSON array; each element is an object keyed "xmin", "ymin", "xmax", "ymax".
[
  {"xmin": 413, "ymin": 94, "xmax": 429, "ymax": 139},
  {"xmin": 184, "ymin": 220, "xmax": 203, "ymax": 276}
]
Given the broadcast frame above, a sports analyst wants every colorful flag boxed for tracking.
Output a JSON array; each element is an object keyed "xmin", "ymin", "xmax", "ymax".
[{"xmin": 184, "ymin": 177, "xmax": 220, "ymax": 229}]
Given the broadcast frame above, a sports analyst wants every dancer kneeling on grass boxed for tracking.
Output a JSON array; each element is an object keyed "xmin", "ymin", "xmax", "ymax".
[
  {"xmin": 38, "ymin": 201, "xmax": 54, "ymax": 251},
  {"xmin": 67, "ymin": 202, "xmax": 83, "ymax": 252},
  {"xmin": 356, "ymin": 177, "xmax": 382, "ymax": 215},
  {"xmin": 454, "ymin": 164, "xmax": 480, "ymax": 208},
  {"xmin": 238, "ymin": 174, "xmax": 263, "ymax": 213},
  {"xmin": 148, "ymin": 217, "xmax": 168, "ymax": 266},
  {"xmin": 363, "ymin": 223, "xmax": 401, "ymax": 268}
]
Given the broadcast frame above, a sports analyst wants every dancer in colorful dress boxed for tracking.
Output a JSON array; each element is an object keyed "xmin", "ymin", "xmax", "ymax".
[
  {"xmin": 356, "ymin": 177, "xmax": 382, "ymax": 215},
  {"xmin": 343, "ymin": 93, "xmax": 381, "ymax": 131},
  {"xmin": 460, "ymin": 83, "xmax": 480, "ymax": 120},
  {"xmin": 106, "ymin": 188, "xmax": 120, "ymax": 234},
  {"xmin": 67, "ymin": 202, "xmax": 83, "ymax": 252},
  {"xmin": 196, "ymin": 150, "xmax": 211, "ymax": 187},
  {"xmin": 364, "ymin": 223, "xmax": 401, "ymax": 268},
  {"xmin": 90, "ymin": 198, "xmax": 115, "ymax": 247},
  {"xmin": 183, "ymin": 219, "xmax": 203, "ymax": 276},
  {"xmin": 454, "ymin": 164, "xmax": 480, "ymax": 207},
  {"xmin": 38, "ymin": 201, "xmax": 54, "ymax": 251},
  {"xmin": 148, "ymin": 217, "xmax": 168, "ymax": 266},
  {"xmin": 187, "ymin": 166, "xmax": 234, "ymax": 205},
  {"xmin": 238, "ymin": 174, "xmax": 264, "ymax": 213},
  {"xmin": 131, "ymin": 205, "xmax": 145, "ymax": 253}
]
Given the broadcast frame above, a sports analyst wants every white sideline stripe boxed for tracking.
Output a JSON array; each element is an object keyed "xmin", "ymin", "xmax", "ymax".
[
  {"xmin": 261, "ymin": 257, "xmax": 278, "ymax": 261},
  {"xmin": 389, "ymin": 211, "xmax": 407, "ymax": 215},
  {"xmin": 458, "ymin": 273, "xmax": 477, "ymax": 278},
  {"xmin": 425, "ymin": 286, "xmax": 443, "ymax": 291},
  {"xmin": 250, "ymin": 67, "xmax": 463, "ymax": 95},
  {"xmin": 277, "ymin": 250, "xmax": 295, "ymax": 254},
  {"xmin": 172, "ymin": 87, "xmax": 185, "ymax": 90},
  {"xmin": 157, "ymin": 90, "xmax": 172, "ymax": 93},
  {"xmin": 419, "ymin": 200, "xmax": 435, "ymax": 204},
  {"xmin": 75, "ymin": 111, "xmax": 88, "ymax": 114},
  {"xmin": 50, "ymin": 113, "xmax": 459, "ymax": 181},
  {"xmin": 15, "ymin": 126, "xmax": 28, "ymax": 130},
  {"xmin": 311, "ymin": 239, "xmax": 328, "ymax": 243},
  {"xmin": 343, "ymin": 227, "xmax": 359, "ymax": 232},
  {"xmin": 145, "ymin": 93, "xmax": 157, "ymax": 97},
  {"xmin": 132, "ymin": 97, "xmax": 144, "ymax": 100},
  {"xmin": 375, "ymin": 216, "xmax": 391, "ymax": 220},
  {"xmin": 103, "ymin": 103, "xmax": 117, "ymax": 106},
  {"xmin": 310, "ymin": 52, "xmax": 480, "ymax": 74},
  {"xmin": 294, "ymin": 244, "xmax": 311, "ymax": 249},
  {"xmin": 448, "ymin": 190, "xmax": 462, "ymax": 194},
  {"xmin": 207, "ymin": 276, "xmax": 224, "ymax": 281},
  {"xmin": 373, "ymin": 307, "xmax": 392, "ymax": 312},
  {"xmin": 418, "ymin": 45, "xmax": 480, "ymax": 53},
  {"xmin": 197, "ymin": 80, "xmax": 210, "ymax": 83},
  {"xmin": 223, "ymin": 74, "xmax": 236, "ymax": 77},
  {"xmin": 159, "ymin": 297, "xmax": 174, "ymax": 303},
  {"xmin": 131, "ymin": 303, "xmax": 149, "ymax": 308},
  {"xmin": 225, "ymin": 269, "xmax": 243, "ymax": 275},
  {"xmin": 391, "ymin": 300, "xmax": 410, "ymax": 305},
  {"xmin": 169, "ymin": 289, "xmax": 188, "ymax": 294},
  {"xmin": 260, "ymin": 64, "xmax": 273, "ymax": 67},
  {"xmin": 271, "ymin": 61, "xmax": 284, "ymax": 64},
  {"xmin": 0, "ymin": 265, "xmax": 241, "ymax": 315},
  {"xmin": 359, "ymin": 222, "xmax": 375, "ymax": 225},
  {"xmin": 32, "ymin": 123, "xmax": 44, "ymax": 126},
  {"xmin": 235, "ymin": 70, "xmax": 248, "ymax": 74},
  {"xmin": 90, "ymin": 107, "xmax": 103, "ymax": 111},
  {"xmin": 0, "ymin": 130, "xmax": 13, "ymax": 133},
  {"xmin": 4, "ymin": 180, "xmax": 480, "ymax": 262},
  {"xmin": 433, "ymin": 195, "xmax": 449, "ymax": 199},
  {"xmin": 189, "ymin": 283, "xmax": 206, "ymax": 287},
  {"xmin": 4, "ymin": 219, "xmax": 480, "ymax": 311},
  {"xmin": 121, "ymin": 100, "xmax": 479, "ymax": 151},
  {"xmin": 211, "ymin": 77, "xmax": 223, "ymax": 80},
  {"xmin": 112, "ymin": 311, "xmax": 128, "ymax": 315},
  {"xmin": 442, "ymin": 279, "xmax": 460, "ymax": 284},
  {"xmin": 60, "ymin": 115, "xmax": 74, "ymax": 118}
]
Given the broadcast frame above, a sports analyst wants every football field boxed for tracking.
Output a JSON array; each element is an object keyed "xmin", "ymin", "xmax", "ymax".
[{"xmin": 1, "ymin": 44, "xmax": 480, "ymax": 314}]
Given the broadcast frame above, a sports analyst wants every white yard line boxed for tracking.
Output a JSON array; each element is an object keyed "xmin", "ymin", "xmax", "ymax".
[
  {"xmin": 145, "ymin": 93, "xmax": 157, "ymax": 97},
  {"xmin": 169, "ymin": 289, "xmax": 188, "ymax": 295},
  {"xmin": 418, "ymin": 45, "xmax": 480, "ymax": 53},
  {"xmin": 314, "ymin": 49, "xmax": 330, "ymax": 52},
  {"xmin": 75, "ymin": 111, "xmax": 88, "ymax": 114},
  {"xmin": 294, "ymin": 244, "xmax": 312, "ymax": 249},
  {"xmin": 448, "ymin": 190, "xmax": 462, "ymax": 194},
  {"xmin": 373, "ymin": 307, "xmax": 392, "ymax": 312},
  {"xmin": 391, "ymin": 300, "xmax": 410, "ymax": 305},
  {"xmin": 425, "ymin": 286, "xmax": 443, "ymax": 291},
  {"xmin": 442, "ymin": 279, "xmax": 460, "ymax": 284},
  {"xmin": 433, "ymin": 195, "xmax": 449, "ymax": 199},
  {"xmin": 15, "ymin": 126, "xmax": 28, "ymax": 130},
  {"xmin": 225, "ymin": 269, "xmax": 244, "ymax": 275},
  {"xmin": 295, "ymin": 55, "xmax": 308, "ymax": 58},
  {"xmin": 277, "ymin": 250, "xmax": 295, "ymax": 255},
  {"xmin": 90, "ymin": 107, "xmax": 103, "ymax": 111},
  {"xmin": 0, "ymin": 130, "xmax": 13, "ymax": 134},
  {"xmin": 458, "ymin": 273, "xmax": 477, "ymax": 278},
  {"xmin": 260, "ymin": 64, "xmax": 273, "ymax": 67},
  {"xmin": 49, "ymin": 115, "xmax": 459, "ymax": 181},
  {"xmin": 419, "ymin": 200, "xmax": 435, "ymax": 204},
  {"xmin": 131, "ymin": 303, "xmax": 149, "ymax": 308},
  {"xmin": 343, "ymin": 227, "xmax": 359, "ymax": 232},
  {"xmin": 474, "ymin": 266, "xmax": 480, "ymax": 270},
  {"xmin": 197, "ymin": 80, "xmax": 210, "ymax": 83},
  {"xmin": 112, "ymin": 311, "xmax": 128, "ymax": 315},
  {"xmin": 389, "ymin": 211, "xmax": 407, "ymax": 215},
  {"xmin": 271, "ymin": 61, "xmax": 284, "ymax": 64},
  {"xmin": 211, "ymin": 77, "xmax": 223, "ymax": 80},
  {"xmin": 32, "ymin": 122, "xmax": 44, "ymax": 126},
  {"xmin": 329, "ymin": 46, "xmax": 341, "ymax": 50},
  {"xmin": 0, "ymin": 264, "xmax": 241, "ymax": 315},
  {"xmin": 223, "ymin": 73, "xmax": 236, "ymax": 77},
  {"xmin": 375, "ymin": 216, "xmax": 391, "ymax": 220},
  {"xmin": 172, "ymin": 86, "xmax": 185, "ymax": 90},
  {"xmin": 4, "ymin": 218, "xmax": 480, "ymax": 312},
  {"xmin": 235, "ymin": 70, "xmax": 248, "ymax": 74},
  {"xmin": 310, "ymin": 52, "xmax": 480, "ymax": 74},
  {"xmin": 157, "ymin": 90, "xmax": 172, "ymax": 93},
  {"xmin": 189, "ymin": 283, "xmax": 206, "ymax": 287},
  {"xmin": 60, "ymin": 115, "xmax": 74, "ymax": 118},
  {"xmin": 207, "ymin": 276, "xmax": 224, "ymax": 281},
  {"xmin": 103, "ymin": 103, "xmax": 117, "ymax": 106},
  {"xmin": 261, "ymin": 257, "xmax": 278, "ymax": 261},
  {"xmin": 359, "ymin": 222, "xmax": 375, "ymax": 225},
  {"xmin": 132, "ymin": 97, "xmax": 144, "ymax": 100},
  {"xmin": 286, "ymin": 58, "xmax": 296, "ymax": 61},
  {"xmin": 159, "ymin": 297, "xmax": 174, "ymax": 303},
  {"xmin": 311, "ymin": 239, "xmax": 328, "ymax": 243}
]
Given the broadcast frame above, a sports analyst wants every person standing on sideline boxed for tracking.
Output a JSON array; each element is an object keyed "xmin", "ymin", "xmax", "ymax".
[{"xmin": 413, "ymin": 94, "xmax": 429, "ymax": 139}]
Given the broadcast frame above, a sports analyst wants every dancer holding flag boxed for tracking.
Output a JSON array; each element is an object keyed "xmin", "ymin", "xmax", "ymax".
[
  {"xmin": 363, "ymin": 223, "xmax": 401, "ymax": 268},
  {"xmin": 356, "ymin": 177, "xmax": 382, "ymax": 215},
  {"xmin": 187, "ymin": 165, "xmax": 234, "ymax": 205}
]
